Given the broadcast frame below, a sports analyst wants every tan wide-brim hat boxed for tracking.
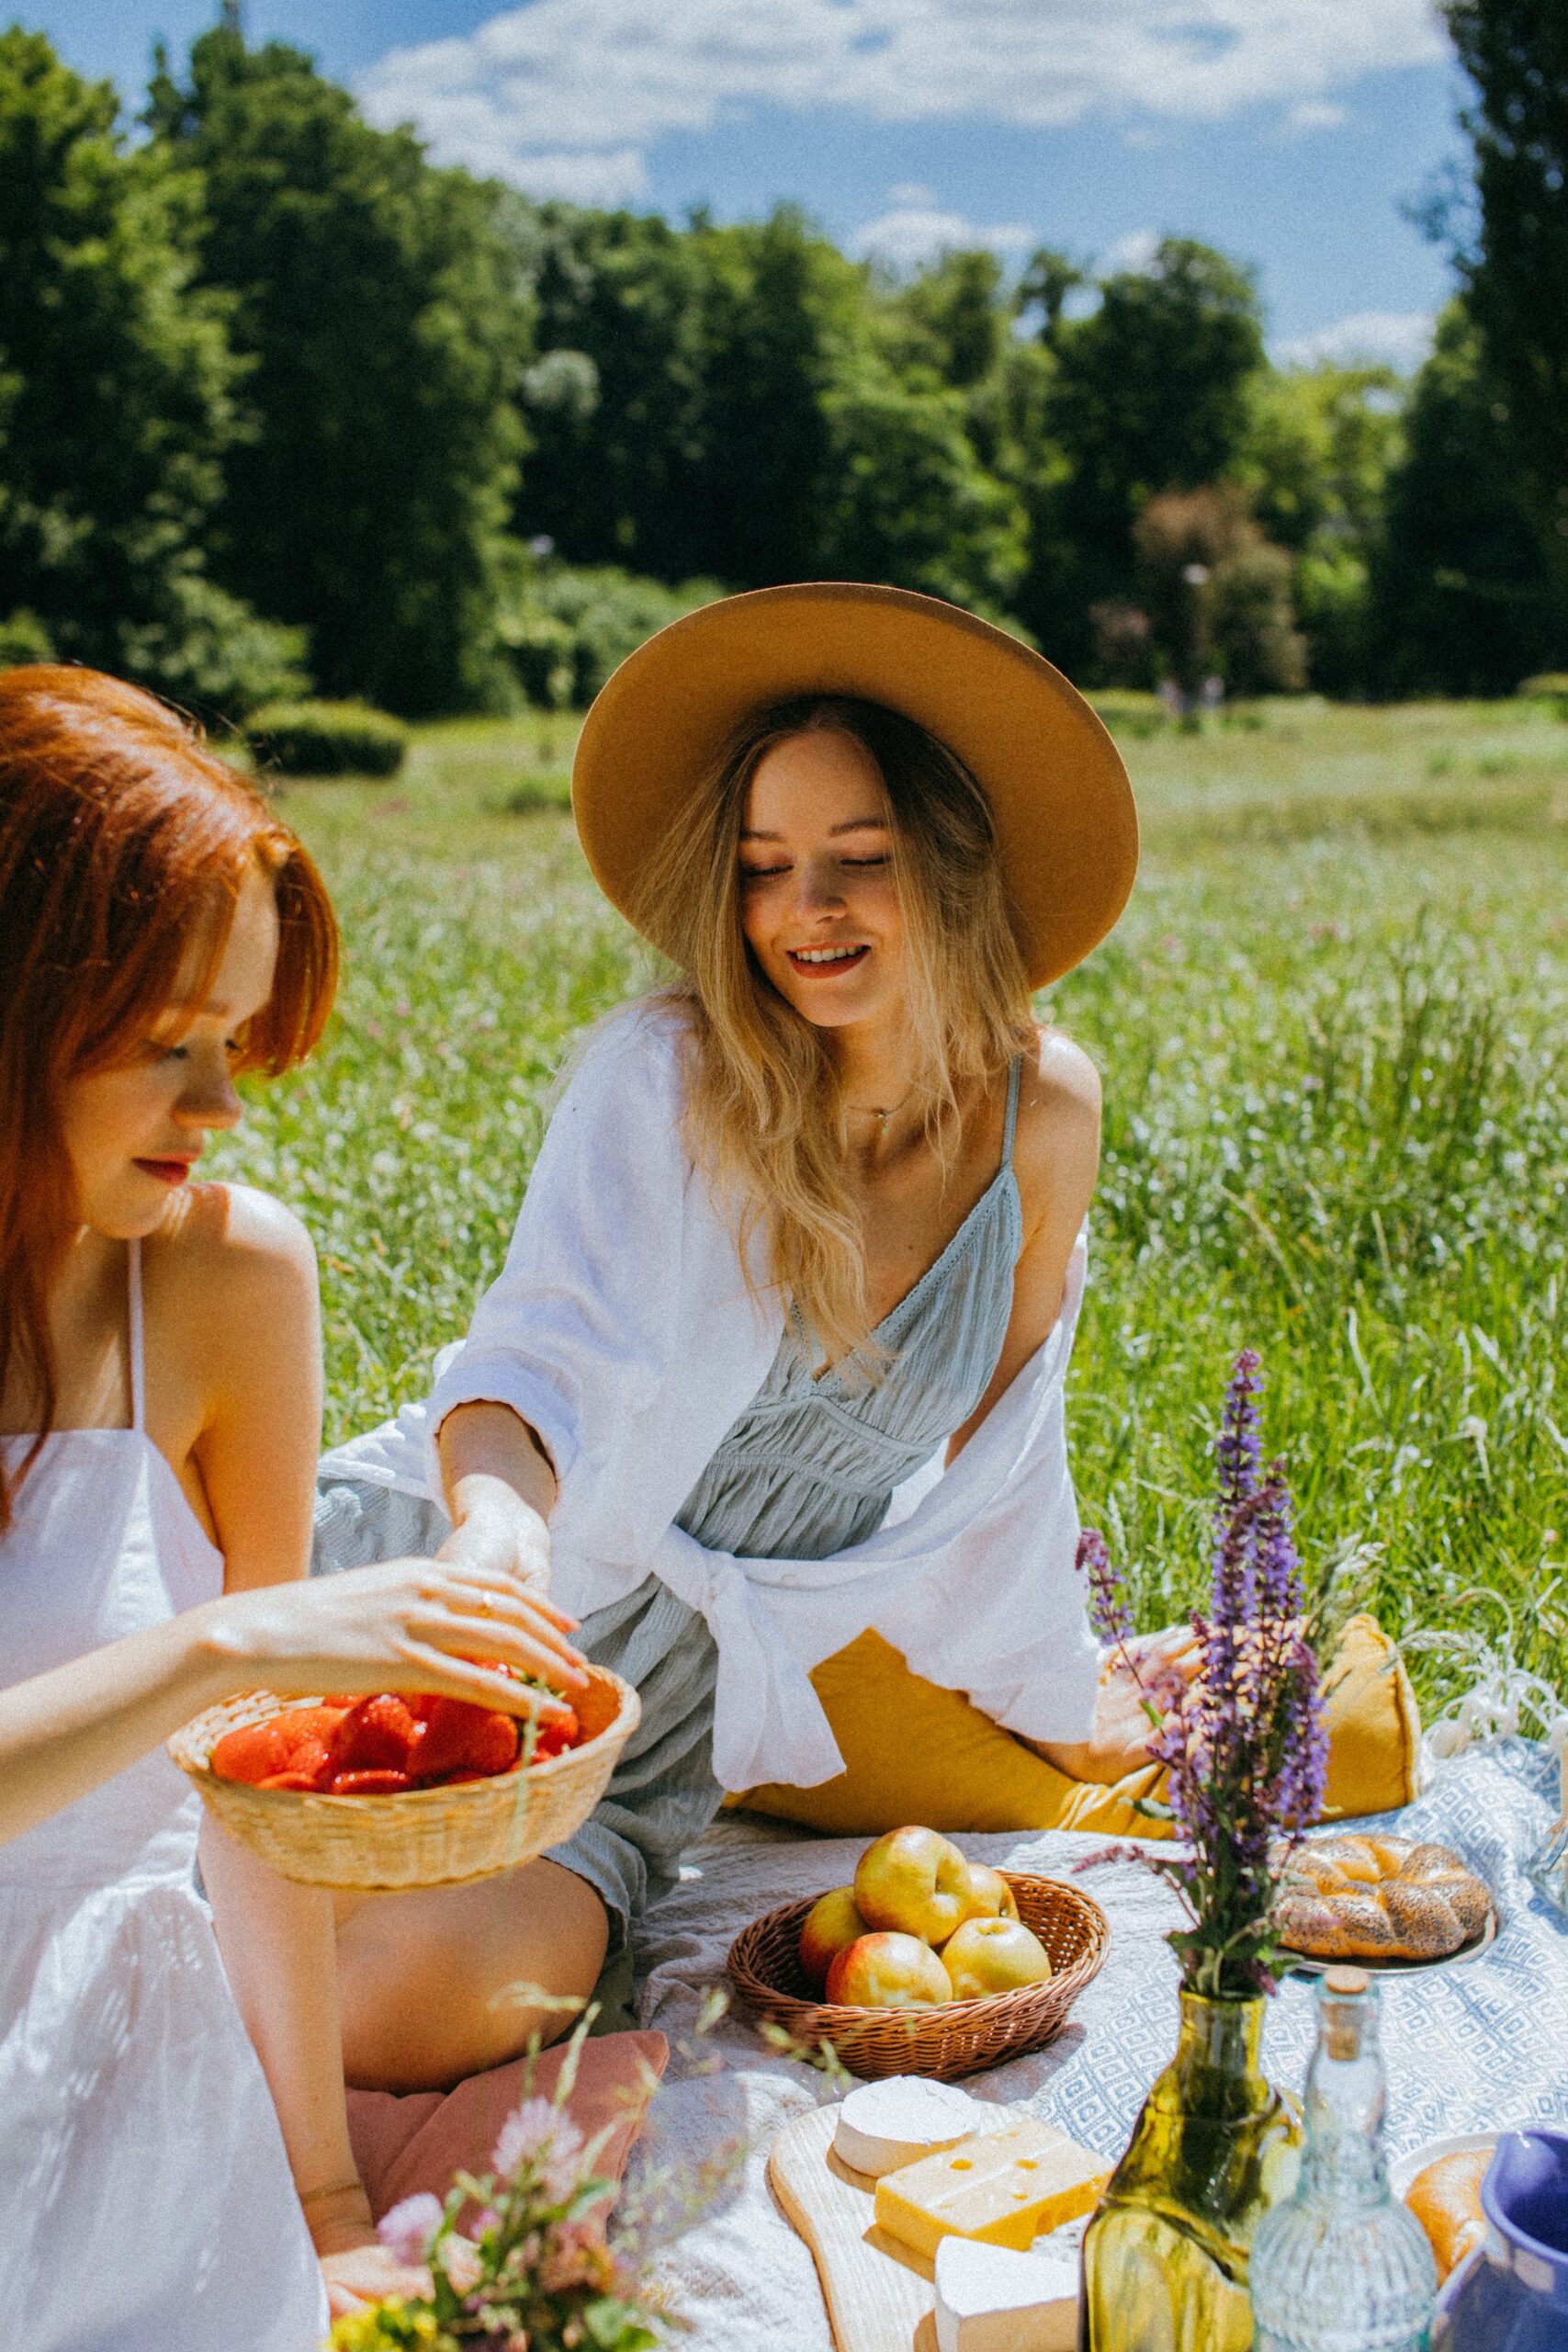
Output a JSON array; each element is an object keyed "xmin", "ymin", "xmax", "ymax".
[{"xmin": 571, "ymin": 582, "xmax": 1138, "ymax": 989}]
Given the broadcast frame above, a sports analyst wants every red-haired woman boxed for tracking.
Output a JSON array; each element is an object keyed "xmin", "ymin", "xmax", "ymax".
[{"xmin": 0, "ymin": 668, "xmax": 586, "ymax": 2350}]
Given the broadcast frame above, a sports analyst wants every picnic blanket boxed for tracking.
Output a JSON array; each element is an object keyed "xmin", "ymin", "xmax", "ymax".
[{"xmin": 625, "ymin": 1738, "xmax": 1568, "ymax": 2350}]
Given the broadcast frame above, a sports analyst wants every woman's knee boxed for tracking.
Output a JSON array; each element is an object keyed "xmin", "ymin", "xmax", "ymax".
[{"xmin": 334, "ymin": 1858, "xmax": 610, "ymax": 2092}]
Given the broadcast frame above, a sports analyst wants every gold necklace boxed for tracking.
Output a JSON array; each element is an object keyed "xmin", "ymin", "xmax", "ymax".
[{"xmin": 844, "ymin": 1085, "xmax": 918, "ymax": 1128}]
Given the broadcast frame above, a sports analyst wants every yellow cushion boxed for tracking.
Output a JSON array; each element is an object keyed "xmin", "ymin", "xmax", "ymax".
[{"xmin": 731, "ymin": 1613, "xmax": 1421, "ymax": 1838}]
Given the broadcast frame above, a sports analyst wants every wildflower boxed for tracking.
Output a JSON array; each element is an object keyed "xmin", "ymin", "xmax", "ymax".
[
  {"xmin": 1079, "ymin": 1350, "xmax": 1328, "ymax": 1999},
  {"xmin": 376, "ymin": 2192, "xmax": 443, "ymax": 2267},
  {"xmin": 538, "ymin": 2212, "xmax": 615, "ymax": 2294},
  {"xmin": 437, "ymin": 2233, "xmax": 483, "ymax": 2295},
  {"xmin": 1077, "ymin": 1527, "xmax": 1132, "ymax": 1648},
  {"xmin": 492, "ymin": 2098, "xmax": 585, "ymax": 2201}
]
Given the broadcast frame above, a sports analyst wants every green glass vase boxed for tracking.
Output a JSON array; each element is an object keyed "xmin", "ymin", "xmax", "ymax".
[{"xmin": 1081, "ymin": 1990, "xmax": 1303, "ymax": 2352}]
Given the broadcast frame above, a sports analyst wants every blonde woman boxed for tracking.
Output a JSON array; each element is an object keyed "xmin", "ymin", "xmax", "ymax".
[{"xmin": 318, "ymin": 584, "xmax": 1164, "ymax": 2086}]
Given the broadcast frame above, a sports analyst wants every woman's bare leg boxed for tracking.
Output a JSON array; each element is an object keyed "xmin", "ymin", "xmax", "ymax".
[{"xmin": 333, "ymin": 1858, "xmax": 610, "ymax": 2092}]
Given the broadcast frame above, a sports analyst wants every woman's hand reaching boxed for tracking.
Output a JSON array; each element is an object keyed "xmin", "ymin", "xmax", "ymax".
[
  {"xmin": 1028, "ymin": 1623, "xmax": 1200, "ymax": 1786},
  {"xmin": 201, "ymin": 1554, "xmax": 589, "ymax": 1722}
]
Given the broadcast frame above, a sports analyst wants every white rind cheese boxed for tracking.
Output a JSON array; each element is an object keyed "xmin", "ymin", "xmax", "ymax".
[
  {"xmin": 934, "ymin": 2236, "xmax": 1079, "ymax": 2352},
  {"xmin": 831, "ymin": 2077, "xmax": 993, "ymax": 2178}
]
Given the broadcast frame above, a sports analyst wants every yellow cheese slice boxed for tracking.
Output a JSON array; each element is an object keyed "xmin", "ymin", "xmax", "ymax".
[{"xmin": 874, "ymin": 2119, "xmax": 1110, "ymax": 2258}]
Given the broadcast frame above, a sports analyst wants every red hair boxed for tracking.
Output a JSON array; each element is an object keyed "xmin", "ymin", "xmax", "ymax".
[{"xmin": 0, "ymin": 666, "xmax": 339, "ymax": 1523}]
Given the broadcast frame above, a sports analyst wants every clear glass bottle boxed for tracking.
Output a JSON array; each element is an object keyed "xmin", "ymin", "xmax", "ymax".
[{"xmin": 1250, "ymin": 1967, "xmax": 1438, "ymax": 2352}]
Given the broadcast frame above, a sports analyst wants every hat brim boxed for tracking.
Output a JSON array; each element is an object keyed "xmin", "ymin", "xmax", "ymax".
[{"xmin": 571, "ymin": 582, "xmax": 1138, "ymax": 990}]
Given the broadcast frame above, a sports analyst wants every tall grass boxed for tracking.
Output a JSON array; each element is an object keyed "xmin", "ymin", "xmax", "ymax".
[{"xmin": 220, "ymin": 698, "xmax": 1568, "ymax": 1715}]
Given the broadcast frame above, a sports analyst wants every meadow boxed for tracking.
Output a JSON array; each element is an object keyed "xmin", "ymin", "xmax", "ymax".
[{"xmin": 213, "ymin": 697, "xmax": 1568, "ymax": 1721}]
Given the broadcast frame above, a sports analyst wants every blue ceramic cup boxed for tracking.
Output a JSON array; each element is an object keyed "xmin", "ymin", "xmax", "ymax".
[{"xmin": 1432, "ymin": 2129, "xmax": 1568, "ymax": 2350}]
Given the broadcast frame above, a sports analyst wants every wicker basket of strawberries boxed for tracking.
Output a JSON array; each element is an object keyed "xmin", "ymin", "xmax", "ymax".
[{"xmin": 168, "ymin": 1665, "xmax": 638, "ymax": 1891}]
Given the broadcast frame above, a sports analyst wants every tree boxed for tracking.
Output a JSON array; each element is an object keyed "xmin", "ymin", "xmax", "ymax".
[
  {"xmin": 1021, "ymin": 238, "xmax": 1267, "ymax": 662},
  {"xmin": 0, "ymin": 29, "xmax": 302, "ymax": 711},
  {"xmin": 887, "ymin": 248, "xmax": 1008, "ymax": 390},
  {"xmin": 1370, "ymin": 301, "xmax": 1568, "ymax": 695},
  {"xmin": 1443, "ymin": 0, "xmax": 1568, "ymax": 587},
  {"xmin": 152, "ymin": 23, "xmax": 529, "ymax": 715}
]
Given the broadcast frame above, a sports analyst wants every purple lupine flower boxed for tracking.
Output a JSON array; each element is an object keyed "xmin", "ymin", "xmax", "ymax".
[
  {"xmin": 1215, "ymin": 1349, "xmax": 1264, "ymax": 1515},
  {"xmin": 377, "ymin": 2191, "xmax": 443, "ymax": 2266},
  {"xmin": 1077, "ymin": 1351, "xmax": 1325, "ymax": 1998},
  {"xmin": 1077, "ymin": 1527, "xmax": 1133, "ymax": 1649}
]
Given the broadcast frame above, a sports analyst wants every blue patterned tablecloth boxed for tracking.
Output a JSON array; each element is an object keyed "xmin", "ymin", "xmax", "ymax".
[{"xmin": 629, "ymin": 1741, "xmax": 1568, "ymax": 2349}]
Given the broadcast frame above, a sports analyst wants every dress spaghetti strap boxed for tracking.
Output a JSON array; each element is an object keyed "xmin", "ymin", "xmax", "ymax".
[
  {"xmin": 128, "ymin": 1239, "xmax": 146, "ymax": 1436},
  {"xmin": 1001, "ymin": 1051, "xmax": 1024, "ymax": 1170}
]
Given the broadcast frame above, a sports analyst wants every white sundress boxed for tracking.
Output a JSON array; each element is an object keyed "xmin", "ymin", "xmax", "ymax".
[{"xmin": 0, "ymin": 1240, "xmax": 329, "ymax": 2352}]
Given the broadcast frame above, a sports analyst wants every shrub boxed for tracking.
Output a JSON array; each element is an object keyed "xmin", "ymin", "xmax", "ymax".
[
  {"xmin": 117, "ymin": 572, "xmax": 310, "ymax": 722},
  {"xmin": 503, "ymin": 564, "xmax": 723, "ymax": 707},
  {"xmin": 245, "ymin": 699, "xmax": 409, "ymax": 778},
  {"xmin": 1518, "ymin": 673, "xmax": 1568, "ymax": 716},
  {"xmin": 0, "ymin": 610, "xmax": 54, "ymax": 668}
]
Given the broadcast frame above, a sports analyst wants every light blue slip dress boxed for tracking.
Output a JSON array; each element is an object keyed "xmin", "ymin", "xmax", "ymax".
[{"xmin": 314, "ymin": 1058, "xmax": 1026, "ymax": 1944}]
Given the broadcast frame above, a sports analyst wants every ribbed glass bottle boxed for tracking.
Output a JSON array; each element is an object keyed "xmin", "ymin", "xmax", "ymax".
[{"xmin": 1250, "ymin": 1967, "xmax": 1437, "ymax": 2352}]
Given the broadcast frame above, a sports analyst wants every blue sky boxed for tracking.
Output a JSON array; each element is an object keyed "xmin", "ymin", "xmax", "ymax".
[{"xmin": 28, "ymin": 0, "xmax": 1468, "ymax": 368}]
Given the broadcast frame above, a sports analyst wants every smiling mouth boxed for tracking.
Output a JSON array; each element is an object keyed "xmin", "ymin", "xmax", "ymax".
[
  {"xmin": 785, "ymin": 944, "xmax": 869, "ymax": 977},
  {"xmin": 134, "ymin": 1159, "xmax": 197, "ymax": 1185}
]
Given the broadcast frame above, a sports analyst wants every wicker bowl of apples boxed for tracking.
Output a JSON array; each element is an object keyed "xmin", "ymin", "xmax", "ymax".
[{"xmin": 727, "ymin": 1826, "xmax": 1109, "ymax": 2081}]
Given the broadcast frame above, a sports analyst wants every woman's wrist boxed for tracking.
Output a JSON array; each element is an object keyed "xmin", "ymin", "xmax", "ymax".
[{"xmin": 300, "ymin": 2177, "xmax": 375, "ymax": 2253}]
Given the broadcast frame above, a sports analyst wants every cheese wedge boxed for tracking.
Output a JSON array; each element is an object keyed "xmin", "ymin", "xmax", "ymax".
[
  {"xmin": 934, "ymin": 2236, "xmax": 1079, "ymax": 2352},
  {"xmin": 832, "ymin": 2077, "xmax": 994, "ymax": 2179},
  {"xmin": 874, "ymin": 2119, "xmax": 1110, "ymax": 2258}
]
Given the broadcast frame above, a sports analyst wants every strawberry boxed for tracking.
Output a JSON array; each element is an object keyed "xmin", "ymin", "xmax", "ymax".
[
  {"xmin": 258, "ymin": 1770, "xmax": 323, "ymax": 1791},
  {"xmin": 410, "ymin": 1695, "xmax": 519, "ymax": 1782},
  {"xmin": 326, "ymin": 1693, "xmax": 418, "ymax": 1776},
  {"xmin": 527, "ymin": 1708, "xmax": 581, "ymax": 1762},
  {"xmin": 329, "ymin": 1768, "xmax": 412, "ymax": 1795}
]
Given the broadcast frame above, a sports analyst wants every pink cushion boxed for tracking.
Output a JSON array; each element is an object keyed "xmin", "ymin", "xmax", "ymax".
[{"xmin": 346, "ymin": 2030, "xmax": 669, "ymax": 2220}]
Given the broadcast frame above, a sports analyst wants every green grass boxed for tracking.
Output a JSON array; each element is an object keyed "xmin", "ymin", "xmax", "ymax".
[{"xmin": 217, "ymin": 695, "xmax": 1568, "ymax": 1720}]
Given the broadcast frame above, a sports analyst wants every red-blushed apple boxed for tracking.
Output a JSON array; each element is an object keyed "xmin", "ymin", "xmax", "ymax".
[
  {"xmin": 825, "ymin": 1932, "xmax": 953, "ymax": 2008},
  {"xmin": 941, "ymin": 1916, "xmax": 1054, "ymax": 1998},
  {"xmin": 798, "ymin": 1886, "xmax": 869, "ymax": 1990},
  {"xmin": 853, "ymin": 1826, "xmax": 978, "ymax": 1944}
]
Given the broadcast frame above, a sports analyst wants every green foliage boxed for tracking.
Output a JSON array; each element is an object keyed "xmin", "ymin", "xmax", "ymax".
[
  {"xmin": 0, "ymin": 608, "xmax": 53, "ymax": 665},
  {"xmin": 1519, "ymin": 673, "xmax": 1568, "ymax": 712},
  {"xmin": 246, "ymin": 698, "xmax": 409, "ymax": 777},
  {"xmin": 1369, "ymin": 302, "xmax": 1568, "ymax": 695},
  {"xmin": 150, "ymin": 24, "xmax": 529, "ymax": 718},
  {"xmin": 1444, "ymin": 0, "xmax": 1568, "ymax": 588},
  {"xmin": 1033, "ymin": 239, "xmax": 1268, "ymax": 660},
  {"xmin": 0, "ymin": 28, "xmax": 289, "ymax": 708},
  {"xmin": 502, "ymin": 562, "xmax": 722, "ymax": 708}
]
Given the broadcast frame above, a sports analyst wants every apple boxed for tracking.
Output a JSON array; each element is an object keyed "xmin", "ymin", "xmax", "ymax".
[
  {"xmin": 959, "ymin": 1861, "xmax": 1020, "ymax": 1924},
  {"xmin": 825, "ymin": 1932, "xmax": 953, "ymax": 2008},
  {"xmin": 941, "ymin": 1916, "xmax": 1054, "ymax": 1999},
  {"xmin": 853, "ymin": 1826, "xmax": 980, "ymax": 1945},
  {"xmin": 799, "ymin": 1887, "xmax": 870, "ymax": 1990}
]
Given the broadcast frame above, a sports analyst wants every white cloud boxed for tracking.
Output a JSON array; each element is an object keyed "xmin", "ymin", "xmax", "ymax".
[
  {"xmin": 357, "ymin": 0, "xmax": 1447, "ymax": 197},
  {"xmin": 1100, "ymin": 226, "xmax": 1162, "ymax": 274},
  {"xmin": 1273, "ymin": 309, "xmax": 1437, "ymax": 373},
  {"xmin": 1283, "ymin": 96, "xmax": 1348, "ymax": 131},
  {"xmin": 850, "ymin": 203, "xmax": 1037, "ymax": 268}
]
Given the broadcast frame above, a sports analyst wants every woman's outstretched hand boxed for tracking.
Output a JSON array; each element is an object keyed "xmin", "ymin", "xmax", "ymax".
[
  {"xmin": 1029, "ymin": 1623, "xmax": 1201, "ymax": 1785},
  {"xmin": 203, "ymin": 1555, "xmax": 589, "ymax": 1720}
]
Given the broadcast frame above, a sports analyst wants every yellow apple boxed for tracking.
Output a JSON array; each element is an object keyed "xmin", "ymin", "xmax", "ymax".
[
  {"xmin": 854, "ymin": 1826, "xmax": 976, "ymax": 1944},
  {"xmin": 826, "ymin": 1931, "xmax": 953, "ymax": 2008},
  {"xmin": 941, "ymin": 1916, "xmax": 1054, "ymax": 1999},
  {"xmin": 958, "ymin": 1861, "xmax": 1020, "ymax": 1924},
  {"xmin": 798, "ymin": 1886, "xmax": 870, "ymax": 1990}
]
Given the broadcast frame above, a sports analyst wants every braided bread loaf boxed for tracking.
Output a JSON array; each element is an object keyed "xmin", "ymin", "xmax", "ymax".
[{"xmin": 1275, "ymin": 1835, "xmax": 1491, "ymax": 1962}]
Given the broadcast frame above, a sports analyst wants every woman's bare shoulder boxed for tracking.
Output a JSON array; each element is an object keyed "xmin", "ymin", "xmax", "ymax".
[
  {"xmin": 1011, "ymin": 1028, "xmax": 1101, "ymax": 1227},
  {"xmin": 149, "ymin": 1183, "xmax": 318, "ymax": 1342}
]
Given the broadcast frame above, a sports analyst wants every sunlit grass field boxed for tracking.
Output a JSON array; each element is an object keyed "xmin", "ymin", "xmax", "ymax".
[{"xmin": 214, "ymin": 697, "xmax": 1568, "ymax": 1718}]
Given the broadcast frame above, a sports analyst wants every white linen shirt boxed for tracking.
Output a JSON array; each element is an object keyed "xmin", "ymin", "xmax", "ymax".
[{"xmin": 321, "ymin": 1003, "xmax": 1101, "ymax": 1790}]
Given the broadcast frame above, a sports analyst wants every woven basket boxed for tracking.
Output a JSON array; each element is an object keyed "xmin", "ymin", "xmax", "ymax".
[
  {"xmin": 726, "ymin": 1871, "xmax": 1110, "ymax": 2082},
  {"xmin": 168, "ymin": 1666, "xmax": 639, "ymax": 1892}
]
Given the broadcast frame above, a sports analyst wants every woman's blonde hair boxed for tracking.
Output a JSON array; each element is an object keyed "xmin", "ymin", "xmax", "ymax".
[{"xmin": 633, "ymin": 695, "xmax": 1034, "ymax": 1371}]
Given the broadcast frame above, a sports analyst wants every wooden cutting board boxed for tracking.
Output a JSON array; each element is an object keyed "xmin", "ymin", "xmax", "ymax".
[{"xmin": 766, "ymin": 2104, "xmax": 944, "ymax": 2352}]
